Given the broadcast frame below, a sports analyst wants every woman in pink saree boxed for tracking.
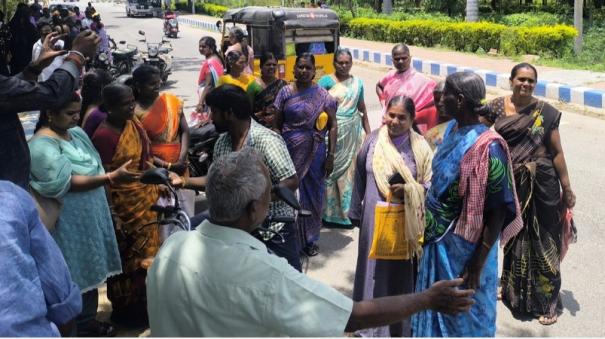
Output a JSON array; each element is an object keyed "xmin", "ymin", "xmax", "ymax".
[{"xmin": 376, "ymin": 44, "xmax": 437, "ymax": 134}]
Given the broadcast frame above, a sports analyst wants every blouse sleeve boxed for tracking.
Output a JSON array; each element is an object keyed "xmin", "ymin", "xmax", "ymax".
[
  {"xmin": 91, "ymin": 127, "xmax": 118, "ymax": 165},
  {"xmin": 484, "ymin": 141, "xmax": 517, "ymax": 226},
  {"xmin": 28, "ymin": 137, "xmax": 72, "ymax": 199},
  {"xmin": 348, "ymin": 132, "xmax": 375, "ymax": 222},
  {"xmin": 272, "ymin": 86, "xmax": 289, "ymax": 113}
]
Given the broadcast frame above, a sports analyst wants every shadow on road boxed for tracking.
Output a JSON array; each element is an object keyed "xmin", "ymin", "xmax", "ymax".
[{"xmin": 560, "ymin": 289, "xmax": 580, "ymax": 316}]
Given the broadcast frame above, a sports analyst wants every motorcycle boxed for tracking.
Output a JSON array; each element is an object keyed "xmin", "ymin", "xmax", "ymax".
[
  {"xmin": 187, "ymin": 122, "xmax": 219, "ymax": 178},
  {"xmin": 163, "ymin": 11, "xmax": 179, "ymax": 38},
  {"xmin": 138, "ymin": 30, "xmax": 173, "ymax": 85},
  {"xmin": 140, "ymin": 167, "xmax": 310, "ymax": 244},
  {"xmin": 108, "ymin": 37, "xmax": 139, "ymax": 78}
]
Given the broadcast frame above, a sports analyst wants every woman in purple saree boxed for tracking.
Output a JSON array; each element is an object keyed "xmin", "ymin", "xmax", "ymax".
[{"xmin": 273, "ymin": 53, "xmax": 337, "ymax": 256}]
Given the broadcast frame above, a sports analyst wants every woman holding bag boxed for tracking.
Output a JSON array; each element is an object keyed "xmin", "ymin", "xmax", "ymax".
[
  {"xmin": 348, "ymin": 95, "xmax": 433, "ymax": 337},
  {"xmin": 28, "ymin": 93, "xmax": 139, "ymax": 336}
]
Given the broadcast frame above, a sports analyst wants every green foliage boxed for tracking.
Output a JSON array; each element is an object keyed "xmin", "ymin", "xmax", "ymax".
[
  {"xmin": 501, "ymin": 24, "xmax": 577, "ymax": 57},
  {"xmin": 346, "ymin": 17, "xmax": 577, "ymax": 57},
  {"xmin": 500, "ymin": 12, "xmax": 564, "ymax": 26},
  {"xmin": 540, "ymin": 26, "xmax": 605, "ymax": 71},
  {"xmin": 198, "ymin": 3, "xmax": 229, "ymax": 16},
  {"xmin": 174, "ymin": 1, "xmax": 228, "ymax": 17}
]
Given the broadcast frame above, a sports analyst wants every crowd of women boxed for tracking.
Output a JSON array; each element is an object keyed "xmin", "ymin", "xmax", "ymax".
[
  {"xmin": 192, "ymin": 34, "xmax": 577, "ymax": 335},
  {"xmin": 22, "ymin": 19, "xmax": 576, "ymax": 335}
]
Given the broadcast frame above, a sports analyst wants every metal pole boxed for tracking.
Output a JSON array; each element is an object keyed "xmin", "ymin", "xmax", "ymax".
[
  {"xmin": 192, "ymin": 0, "xmax": 195, "ymax": 14},
  {"xmin": 574, "ymin": 0, "xmax": 583, "ymax": 54}
]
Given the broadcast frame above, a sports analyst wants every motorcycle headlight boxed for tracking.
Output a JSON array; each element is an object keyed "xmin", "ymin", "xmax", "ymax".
[
  {"xmin": 149, "ymin": 46, "xmax": 159, "ymax": 57},
  {"xmin": 98, "ymin": 53, "xmax": 108, "ymax": 62}
]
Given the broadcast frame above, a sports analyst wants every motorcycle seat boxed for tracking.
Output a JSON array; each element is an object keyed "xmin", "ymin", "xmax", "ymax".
[{"xmin": 112, "ymin": 48, "xmax": 138, "ymax": 60}]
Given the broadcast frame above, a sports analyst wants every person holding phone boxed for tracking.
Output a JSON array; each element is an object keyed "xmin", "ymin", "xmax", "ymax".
[{"xmin": 348, "ymin": 95, "xmax": 433, "ymax": 336}]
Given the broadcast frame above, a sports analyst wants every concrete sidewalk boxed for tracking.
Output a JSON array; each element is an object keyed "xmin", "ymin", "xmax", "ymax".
[{"xmin": 179, "ymin": 12, "xmax": 605, "ymax": 110}]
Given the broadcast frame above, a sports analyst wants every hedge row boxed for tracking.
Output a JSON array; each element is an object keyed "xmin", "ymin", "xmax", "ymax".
[
  {"xmin": 174, "ymin": 1, "xmax": 228, "ymax": 17},
  {"xmin": 347, "ymin": 18, "xmax": 577, "ymax": 57}
]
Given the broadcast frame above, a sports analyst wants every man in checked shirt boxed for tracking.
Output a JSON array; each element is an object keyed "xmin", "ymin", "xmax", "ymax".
[{"xmin": 171, "ymin": 84, "xmax": 302, "ymax": 270}]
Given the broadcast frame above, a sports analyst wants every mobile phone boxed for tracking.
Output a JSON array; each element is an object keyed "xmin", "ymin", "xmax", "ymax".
[{"xmin": 388, "ymin": 173, "xmax": 405, "ymax": 186}]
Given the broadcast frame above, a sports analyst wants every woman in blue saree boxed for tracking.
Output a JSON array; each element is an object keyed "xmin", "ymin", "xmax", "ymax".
[
  {"xmin": 273, "ymin": 53, "xmax": 337, "ymax": 256},
  {"xmin": 412, "ymin": 72, "xmax": 523, "ymax": 337},
  {"xmin": 318, "ymin": 48, "xmax": 370, "ymax": 229}
]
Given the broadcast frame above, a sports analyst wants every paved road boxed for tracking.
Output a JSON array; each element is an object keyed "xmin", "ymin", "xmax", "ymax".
[{"xmin": 82, "ymin": 2, "xmax": 605, "ymax": 336}]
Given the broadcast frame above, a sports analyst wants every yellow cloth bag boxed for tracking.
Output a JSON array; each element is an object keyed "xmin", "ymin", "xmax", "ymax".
[{"xmin": 368, "ymin": 194, "xmax": 410, "ymax": 260}]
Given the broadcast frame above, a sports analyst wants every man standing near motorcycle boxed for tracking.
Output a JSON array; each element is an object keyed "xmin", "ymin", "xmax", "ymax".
[{"xmin": 171, "ymin": 85, "xmax": 302, "ymax": 271}]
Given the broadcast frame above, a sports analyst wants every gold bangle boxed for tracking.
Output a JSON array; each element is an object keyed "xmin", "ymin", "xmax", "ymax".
[
  {"xmin": 167, "ymin": 162, "xmax": 172, "ymax": 170},
  {"xmin": 481, "ymin": 241, "xmax": 491, "ymax": 250},
  {"xmin": 181, "ymin": 176, "xmax": 187, "ymax": 188}
]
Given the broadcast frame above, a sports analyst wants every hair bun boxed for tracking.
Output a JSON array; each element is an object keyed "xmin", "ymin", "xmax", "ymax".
[{"xmin": 474, "ymin": 103, "xmax": 491, "ymax": 117}]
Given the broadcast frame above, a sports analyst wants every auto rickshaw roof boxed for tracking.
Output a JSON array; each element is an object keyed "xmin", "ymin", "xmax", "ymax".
[{"xmin": 222, "ymin": 7, "xmax": 340, "ymax": 29}]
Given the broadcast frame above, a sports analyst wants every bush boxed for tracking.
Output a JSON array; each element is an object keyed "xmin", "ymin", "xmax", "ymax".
[
  {"xmin": 199, "ymin": 3, "xmax": 229, "ymax": 17},
  {"xmin": 500, "ymin": 12, "xmax": 564, "ymax": 26},
  {"xmin": 346, "ymin": 17, "xmax": 577, "ymax": 57},
  {"xmin": 501, "ymin": 25, "xmax": 577, "ymax": 57},
  {"xmin": 174, "ymin": 0, "xmax": 228, "ymax": 17}
]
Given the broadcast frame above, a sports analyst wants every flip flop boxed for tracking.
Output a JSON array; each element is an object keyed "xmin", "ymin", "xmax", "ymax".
[{"xmin": 538, "ymin": 314, "xmax": 558, "ymax": 326}]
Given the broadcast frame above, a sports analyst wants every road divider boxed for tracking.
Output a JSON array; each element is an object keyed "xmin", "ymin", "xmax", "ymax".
[{"xmin": 178, "ymin": 15, "xmax": 605, "ymax": 109}]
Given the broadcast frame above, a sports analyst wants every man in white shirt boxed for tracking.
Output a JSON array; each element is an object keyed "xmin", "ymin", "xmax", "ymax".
[
  {"xmin": 31, "ymin": 22, "xmax": 66, "ymax": 81},
  {"xmin": 147, "ymin": 148, "xmax": 476, "ymax": 336}
]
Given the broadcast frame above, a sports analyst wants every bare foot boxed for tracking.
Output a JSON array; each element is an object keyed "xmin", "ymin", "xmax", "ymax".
[{"xmin": 538, "ymin": 314, "xmax": 558, "ymax": 325}]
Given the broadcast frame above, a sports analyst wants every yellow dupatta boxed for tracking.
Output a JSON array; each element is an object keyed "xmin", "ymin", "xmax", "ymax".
[{"xmin": 371, "ymin": 127, "xmax": 433, "ymax": 258}]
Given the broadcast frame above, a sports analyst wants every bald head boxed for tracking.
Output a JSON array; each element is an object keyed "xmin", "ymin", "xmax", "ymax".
[{"xmin": 392, "ymin": 43, "xmax": 410, "ymax": 55}]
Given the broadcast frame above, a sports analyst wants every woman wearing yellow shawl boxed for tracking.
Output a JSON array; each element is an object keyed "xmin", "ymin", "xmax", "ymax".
[{"xmin": 348, "ymin": 95, "xmax": 433, "ymax": 337}]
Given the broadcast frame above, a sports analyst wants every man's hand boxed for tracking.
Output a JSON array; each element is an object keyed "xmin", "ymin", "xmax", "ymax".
[
  {"xmin": 425, "ymin": 278, "xmax": 475, "ymax": 315},
  {"xmin": 168, "ymin": 171, "xmax": 184, "ymax": 188},
  {"xmin": 31, "ymin": 31, "xmax": 68, "ymax": 70},
  {"xmin": 71, "ymin": 30, "xmax": 100, "ymax": 59}
]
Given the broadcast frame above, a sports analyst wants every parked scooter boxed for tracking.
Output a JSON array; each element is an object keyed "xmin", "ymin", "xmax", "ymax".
[
  {"xmin": 138, "ymin": 30, "xmax": 173, "ymax": 85},
  {"xmin": 163, "ymin": 11, "xmax": 179, "ymax": 38}
]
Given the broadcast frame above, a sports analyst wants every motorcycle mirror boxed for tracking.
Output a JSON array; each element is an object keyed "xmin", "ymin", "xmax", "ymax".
[
  {"xmin": 141, "ymin": 167, "xmax": 170, "ymax": 185},
  {"xmin": 215, "ymin": 20, "xmax": 222, "ymax": 29},
  {"xmin": 119, "ymin": 40, "xmax": 126, "ymax": 44},
  {"xmin": 138, "ymin": 30, "xmax": 145, "ymax": 35}
]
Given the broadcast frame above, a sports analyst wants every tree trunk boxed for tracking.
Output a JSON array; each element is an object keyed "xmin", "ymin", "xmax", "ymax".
[
  {"xmin": 466, "ymin": 0, "xmax": 479, "ymax": 21},
  {"xmin": 574, "ymin": 0, "xmax": 583, "ymax": 53},
  {"xmin": 382, "ymin": 0, "xmax": 393, "ymax": 14}
]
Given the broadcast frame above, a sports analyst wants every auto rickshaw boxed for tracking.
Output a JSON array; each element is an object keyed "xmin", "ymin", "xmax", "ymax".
[{"xmin": 218, "ymin": 6, "xmax": 340, "ymax": 81}]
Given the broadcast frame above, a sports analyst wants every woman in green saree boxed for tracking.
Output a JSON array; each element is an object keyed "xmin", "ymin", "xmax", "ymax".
[{"xmin": 319, "ymin": 48, "xmax": 370, "ymax": 228}]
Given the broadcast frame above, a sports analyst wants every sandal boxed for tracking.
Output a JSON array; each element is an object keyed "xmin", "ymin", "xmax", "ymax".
[
  {"xmin": 77, "ymin": 320, "xmax": 116, "ymax": 337},
  {"xmin": 303, "ymin": 244, "xmax": 319, "ymax": 257},
  {"xmin": 538, "ymin": 314, "xmax": 558, "ymax": 326}
]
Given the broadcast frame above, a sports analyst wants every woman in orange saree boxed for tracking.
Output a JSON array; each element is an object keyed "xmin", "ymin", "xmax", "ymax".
[
  {"xmin": 91, "ymin": 84, "xmax": 160, "ymax": 327},
  {"xmin": 132, "ymin": 65, "xmax": 194, "ymax": 215}
]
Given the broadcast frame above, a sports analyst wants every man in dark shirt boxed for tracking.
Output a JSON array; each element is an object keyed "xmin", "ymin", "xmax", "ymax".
[{"xmin": 0, "ymin": 30, "xmax": 99, "ymax": 188}]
